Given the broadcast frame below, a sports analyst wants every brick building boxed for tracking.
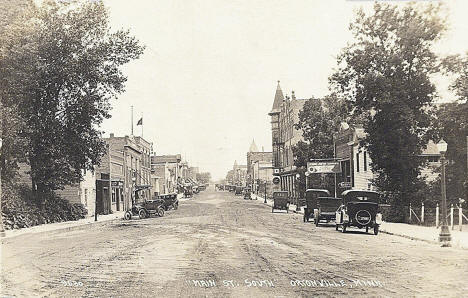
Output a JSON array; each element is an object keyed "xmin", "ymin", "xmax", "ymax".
[
  {"xmin": 151, "ymin": 154, "xmax": 182, "ymax": 195},
  {"xmin": 269, "ymin": 81, "xmax": 308, "ymax": 201},
  {"xmin": 96, "ymin": 134, "xmax": 153, "ymax": 214}
]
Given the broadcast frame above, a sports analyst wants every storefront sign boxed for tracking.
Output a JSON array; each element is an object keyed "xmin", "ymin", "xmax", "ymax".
[
  {"xmin": 307, "ymin": 161, "xmax": 341, "ymax": 174},
  {"xmin": 111, "ymin": 181, "xmax": 124, "ymax": 188}
]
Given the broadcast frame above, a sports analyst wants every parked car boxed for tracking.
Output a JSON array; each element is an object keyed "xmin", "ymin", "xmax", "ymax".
[
  {"xmin": 158, "ymin": 193, "xmax": 179, "ymax": 211},
  {"xmin": 235, "ymin": 186, "xmax": 243, "ymax": 195},
  {"xmin": 243, "ymin": 187, "xmax": 253, "ymax": 200},
  {"xmin": 303, "ymin": 189, "xmax": 331, "ymax": 222},
  {"xmin": 124, "ymin": 198, "xmax": 165, "ymax": 220},
  {"xmin": 272, "ymin": 191, "xmax": 290, "ymax": 213},
  {"xmin": 335, "ymin": 190, "xmax": 382, "ymax": 235},
  {"xmin": 313, "ymin": 196, "xmax": 342, "ymax": 226}
]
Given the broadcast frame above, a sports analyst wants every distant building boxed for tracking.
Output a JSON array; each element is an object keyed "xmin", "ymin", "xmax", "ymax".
[
  {"xmin": 56, "ymin": 169, "xmax": 96, "ymax": 217},
  {"xmin": 246, "ymin": 139, "xmax": 273, "ymax": 192},
  {"xmin": 151, "ymin": 154, "xmax": 182, "ymax": 194},
  {"xmin": 96, "ymin": 134, "xmax": 153, "ymax": 214},
  {"xmin": 269, "ymin": 81, "xmax": 308, "ymax": 200}
]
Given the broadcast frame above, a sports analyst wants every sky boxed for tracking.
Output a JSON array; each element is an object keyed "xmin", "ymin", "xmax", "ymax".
[{"xmin": 98, "ymin": 0, "xmax": 468, "ymax": 181}]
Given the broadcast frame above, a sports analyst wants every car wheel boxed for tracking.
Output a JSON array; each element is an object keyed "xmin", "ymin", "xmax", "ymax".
[
  {"xmin": 366, "ymin": 226, "xmax": 369, "ymax": 233},
  {"xmin": 335, "ymin": 224, "xmax": 339, "ymax": 231},
  {"xmin": 341, "ymin": 223, "xmax": 347, "ymax": 233},
  {"xmin": 374, "ymin": 225, "xmax": 379, "ymax": 235},
  {"xmin": 315, "ymin": 217, "xmax": 319, "ymax": 227},
  {"xmin": 138, "ymin": 209, "xmax": 147, "ymax": 219},
  {"xmin": 173, "ymin": 203, "xmax": 178, "ymax": 210},
  {"xmin": 158, "ymin": 207, "xmax": 165, "ymax": 217},
  {"xmin": 124, "ymin": 211, "xmax": 132, "ymax": 220},
  {"xmin": 303, "ymin": 214, "xmax": 306, "ymax": 222},
  {"xmin": 272, "ymin": 207, "xmax": 274, "ymax": 213}
]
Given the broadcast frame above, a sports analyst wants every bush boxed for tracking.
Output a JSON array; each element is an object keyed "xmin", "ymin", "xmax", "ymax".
[{"xmin": 1, "ymin": 183, "xmax": 87, "ymax": 230}]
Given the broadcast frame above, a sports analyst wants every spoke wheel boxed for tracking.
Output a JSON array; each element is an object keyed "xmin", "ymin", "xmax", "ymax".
[
  {"xmin": 124, "ymin": 211, "xmax": 132, "ymax": 220},
  {"xmin": 158, "ymin": 208, "xmax": 165, "ymax": 217},
  {"xmin": 138, "ymin": 209, "xmax": 147, "ymax": 219}
]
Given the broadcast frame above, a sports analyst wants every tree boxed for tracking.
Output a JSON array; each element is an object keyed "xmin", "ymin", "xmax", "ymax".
[
  {"xmin": 329, "ymin": 3, "xmax": 446, "ymax": 222},
  {"xmin": 0, "ymin": 0, "xmax": 144, "ymax": 194},
  {"xmin": 292, "ymin": 94, "xmax": 348, "ymax": 195},
  {"xmin": 196, "ymin": 172, "xmax": 211, "ymax": 184},
  {"xmin": 431, "ymin": 53, "xmax": 468, "ymax": 204}
]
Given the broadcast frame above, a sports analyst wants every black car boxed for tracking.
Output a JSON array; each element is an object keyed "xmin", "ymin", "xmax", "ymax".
[
  {"xmin": 124, "ymin": 198, "xmax": 165, "ymax": 220},
  {"xmin": 335, "ymin": 190, "xmax": 382, "ymax": 235}
]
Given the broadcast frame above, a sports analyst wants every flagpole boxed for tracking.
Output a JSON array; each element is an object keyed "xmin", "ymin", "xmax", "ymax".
[
  {"xmin": 131, "ymin": 106, "xmax": 134, "ymax": 136},
  {"xmin": 141, "ymin": 112, "xmax": 143, "ymax": 138}
]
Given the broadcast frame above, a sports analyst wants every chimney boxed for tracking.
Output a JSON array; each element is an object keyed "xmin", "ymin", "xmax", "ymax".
[
  {"xmin": 110, "ymin": 133, "xmax": 114, "ymax": 138},
  {"xmin": 292, "ymin": 91, "xmax": 296, "ymax": 100}
]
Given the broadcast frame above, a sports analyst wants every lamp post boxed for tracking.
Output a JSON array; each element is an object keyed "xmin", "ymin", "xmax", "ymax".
[
  {"xmin": 437, "ymin": 139, "xmax": 451, "ymax": 246},
  {"xmin": 295, "ymin": 173, "xmax": 301, "ymax": 211},
  {"xmin": 0, "ymin": 138, "xmax": 5, "ymax": 237}
]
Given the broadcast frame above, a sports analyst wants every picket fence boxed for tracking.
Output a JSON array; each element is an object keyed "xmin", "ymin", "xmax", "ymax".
[{"xmin": 409, "ymin": 202, "xmax": 468, "ymax": 231}]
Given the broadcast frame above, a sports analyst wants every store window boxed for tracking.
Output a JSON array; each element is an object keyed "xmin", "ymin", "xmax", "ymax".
[{"xmin": 111, "ymin": 188, "xmax": 116, "ymax": 203}]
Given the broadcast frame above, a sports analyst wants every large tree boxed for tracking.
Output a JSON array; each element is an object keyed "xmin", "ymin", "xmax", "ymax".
[
  {"xmin": 0, "ymin": 0, "xmax": 144, "ymax": 193},
  {"xmin": 293, "ymin": 94, "xmax": 349, "ymax": 194},
  {"xmin": 330, "ymin": 3, "xmax": 446, "ymax": 221}
]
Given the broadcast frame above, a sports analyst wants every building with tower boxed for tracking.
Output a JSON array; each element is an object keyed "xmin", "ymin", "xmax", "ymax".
[
  {"xmin": 246, "ymin": 139, "xmax": 273, "ymax": 192},
  {"xmin": 268, "ymin": 81, "xmax": 308, "ymax": 202}
]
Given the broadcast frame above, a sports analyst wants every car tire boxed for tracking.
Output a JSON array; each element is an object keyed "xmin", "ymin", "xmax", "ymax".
[
  {"xmin": 315, "ymin": 217, "xmax": 319, "ymax": 227},
  {"xmin": 335, "ymin": 224, "xmax": 339, "ymax": 231},
  {"xmin": 366, "ymin": 226, "xmax": 369, "ymax": 233},
  {"xmin": 139, "ymin": 209, "xmax": 147, "ymax": 219},
  {"xmin": 158, "ymin": 207, "xmax": 165, "ymax": 217},
  {"xmin": 124, "ymin": 211, "xmax": 132, "ymax": 220},
  {"xmin": 173, "ymin": 203, "xmax": 178, "ymax": 210},
  {"xmin": 374, "ymin": 225, "xmax": 379, "ymax": 235},
  {"xmin": 341, "ymin": 223, "xmax": 347, "ymax": 233},
  {"xmin": 303, "ymin": 215, "xmax": 306, "ymax": 222},
  {"xmin": 272, "ymin": 207, "xmax": 274, "ymax": 213}
]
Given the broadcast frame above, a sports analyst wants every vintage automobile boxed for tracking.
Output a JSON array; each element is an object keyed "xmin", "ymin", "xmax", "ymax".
[
  {"xmin": 124, "ymin": 198, "xmax": 165, "ymax": 220},
  {"xmin": 272, "ymin": 191, "xmax": 290, "ymax": 213},
  {"xmin": 235, "ymin": 186, "xmax": 243, "ymax": 195},
  {"xmin": 158, "ymin": 193, "xmax": 179, "ymax": 211},
  {"xmin": 303, "ymin": 189, "xmax": 331, "ymax": 222},
  {"xmin": 313, "ymin": 196, "xmax": 342, "ymax": 226},
  {"xmin": 184, "ymin": 186, "xmax": 193, "ymax": 198},
  {"xmin": 243, "ymin": 187, "xmax": 252, "ymax": 200},
  {"xmin": 335, "ymin": 190, "xmax": 382, "ymax": 235}
]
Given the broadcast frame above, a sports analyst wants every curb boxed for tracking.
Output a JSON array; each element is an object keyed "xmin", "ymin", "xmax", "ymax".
[
  {"xmin": 1, "ymin": 215, "xmax": 124, "ymax": 240},
  {"xmin": 378, "ymin": 229, "xmax": 439, "ymax": 246}
]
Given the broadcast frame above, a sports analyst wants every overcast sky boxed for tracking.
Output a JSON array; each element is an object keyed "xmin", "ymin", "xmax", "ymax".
[{"xmin": 100, "ymin": 0, "xmax": 468, "ymax": 180}]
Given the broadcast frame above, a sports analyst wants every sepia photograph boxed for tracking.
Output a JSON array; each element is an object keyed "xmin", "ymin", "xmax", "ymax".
[{"xmin": 1, "ymin": 0, "xmax": 467, "ymax": 297}]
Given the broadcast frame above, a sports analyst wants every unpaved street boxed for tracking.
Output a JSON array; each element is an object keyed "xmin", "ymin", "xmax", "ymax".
[{"xmin": 2, "ymin": 187, "xmax": 468, "ymax": 297}]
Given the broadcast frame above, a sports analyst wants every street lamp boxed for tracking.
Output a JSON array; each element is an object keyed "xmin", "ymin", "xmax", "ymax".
[
  {"xmin": 295, "ymin": 173, "xmax": 302, "ymax": 211},
  {"xmin": 437, "ymin": 139, "xmax": 451, "ymax": 246}
]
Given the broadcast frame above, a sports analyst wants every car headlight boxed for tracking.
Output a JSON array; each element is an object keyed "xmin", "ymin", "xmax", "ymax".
[
  {"xmin": 343, "ymin": 213, "xmax": 349, "ymax": 221},
  {"xmin": 376, "ymin": 213, "xmax": 383, "ymax": 224}
]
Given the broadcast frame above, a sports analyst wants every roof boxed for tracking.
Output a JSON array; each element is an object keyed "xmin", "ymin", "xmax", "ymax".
[
  {"xmin": 269, "ymin": 80, "xmax": 284, "ymax": 114},
  {"xmin": 249, "ymin": 139, "xmax": 259, "ymax": 152}
]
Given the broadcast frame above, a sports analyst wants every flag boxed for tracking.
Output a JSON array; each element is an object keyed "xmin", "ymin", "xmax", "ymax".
[{"xmin": 136, "ymin": 118, "xmax": 143, "ymax": 126}]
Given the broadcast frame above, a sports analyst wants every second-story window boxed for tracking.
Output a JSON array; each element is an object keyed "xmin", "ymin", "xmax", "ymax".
[
  {"xmin": 356, "ymin": 152, "xmax": 360, "ymax": 173},
  {"xmin": 364, "ymin": 151, "xmax": 367, "ymax": 172}
]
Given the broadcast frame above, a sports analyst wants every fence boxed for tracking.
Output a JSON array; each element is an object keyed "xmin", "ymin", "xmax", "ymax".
[{"xmin": 409, "ymin": 202, "xmax": 468, "ymax": 231}]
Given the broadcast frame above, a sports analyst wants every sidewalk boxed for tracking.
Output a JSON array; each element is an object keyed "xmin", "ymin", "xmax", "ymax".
[
  {"xmin": 2, "ymin": 211, "xmax": 125, "ymax": 239},
  {"xmin": 252, "ymin": 193, "xmax": 468, "ymax": 249}
]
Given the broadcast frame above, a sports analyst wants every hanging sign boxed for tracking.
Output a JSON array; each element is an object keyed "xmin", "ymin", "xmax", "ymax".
[{"xmin": 307, "ymin": 161, "xmax": 341, "ymax": 174}]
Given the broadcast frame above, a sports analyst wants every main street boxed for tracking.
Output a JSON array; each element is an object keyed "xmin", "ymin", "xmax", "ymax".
[{"xmin": 2, "ymin": 187, "xmax": 467, "ymax": 298}]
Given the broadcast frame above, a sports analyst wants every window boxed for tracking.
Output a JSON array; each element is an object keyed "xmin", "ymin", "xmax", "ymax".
[
  {"xmin": 364, "ymin": 151, "xmax": 367, "ymax": 172},
  {"xmin": 84, "ymin": 189, "xmax": 88, "ymax": 206},
  {"xmin": 111, "ymin": 189, "xmax": 116, "ymax": 203},
  {"xmin": 356, "ymin": 152, "xmax": 360, "ymax": 172}
]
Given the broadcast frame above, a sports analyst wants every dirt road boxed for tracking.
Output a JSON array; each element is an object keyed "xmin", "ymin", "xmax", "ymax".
[{"xmin": 2, "ymin": 188, "xmax": 468, "ymax": 297}]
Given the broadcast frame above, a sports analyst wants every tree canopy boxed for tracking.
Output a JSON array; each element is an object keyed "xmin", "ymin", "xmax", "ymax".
[
  {"xmin": 0, "ymin": 0, "xmax": 144, "ymax": 193},
  {"xmin": 329, "ymin": 3, "xmax": 447, "ymax": 221}
]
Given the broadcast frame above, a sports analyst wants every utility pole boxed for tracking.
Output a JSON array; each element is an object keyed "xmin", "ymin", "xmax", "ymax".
[{"xmin": 0, "ymin": 137, "xmax": 5, "ymax": 237}]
